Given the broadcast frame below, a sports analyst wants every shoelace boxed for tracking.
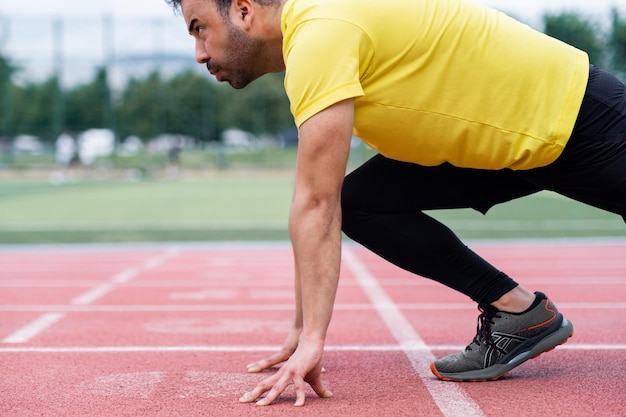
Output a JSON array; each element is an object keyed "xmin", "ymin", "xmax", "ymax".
[{"xmin": 467, "ymin": 307, "xmax": 506, "ymax": 354}]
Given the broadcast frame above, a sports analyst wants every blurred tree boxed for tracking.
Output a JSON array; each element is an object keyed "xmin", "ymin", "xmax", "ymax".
[
  {"xmin": 543, "ymin": 12, "xmax": 605, "ymax": 68},
  {"xmin": 0, "ymin": 55, "xmax": 17, "ymax": 138},
  {"xmin": 165, "ymin": 71, "xmax": 221, "ymax": 141},
  {"xmin": 220, "ymin": 72, "xmax": 293, "ymax": 136},
  {"xmin": 116, "ymin": 70, "xmax": 293, "ymax": 143},
  {"xmin": 608, "ymin": 8, "xmax": 626, "ymax": 80},
  {"xmin": 65, "ymin": 67, "xmax": 112, "ymax": 133},
  {"xmin": 116, "ymin": 72, "xmax": 167, "ymax": 140},
  {"xmin": 12, "ymin": 77, "xmax": 60, "ymax": 141}
]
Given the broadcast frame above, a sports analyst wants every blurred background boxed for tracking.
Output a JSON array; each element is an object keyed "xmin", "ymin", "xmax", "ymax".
[{"xmin": 0, "ymin": 0, "xmax": 625, "ymax": 244}]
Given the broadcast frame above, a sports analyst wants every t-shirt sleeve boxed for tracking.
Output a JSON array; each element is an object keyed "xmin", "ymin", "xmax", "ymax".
[{"xmin": 283, "ymin": 19, "xmax": 369, "ymax": 127}]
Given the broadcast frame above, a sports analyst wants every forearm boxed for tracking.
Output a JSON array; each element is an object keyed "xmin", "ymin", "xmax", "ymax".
[
  {"xmin": 289, "ymin": 195, "xmax": 342, "ymax": 344},
  {"xmin": 287, "ymin": 99, "xmax": 353, "ymax": 345}
]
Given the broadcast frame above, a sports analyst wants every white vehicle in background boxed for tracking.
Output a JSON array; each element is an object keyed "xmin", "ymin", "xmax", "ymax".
[
  {"xmin": 77, "ymin": 129, "xmax": 115, "ymax": 166},
  {"xmin": 12, "ymin": 135, "xmax": 45, "ymax": 155}
]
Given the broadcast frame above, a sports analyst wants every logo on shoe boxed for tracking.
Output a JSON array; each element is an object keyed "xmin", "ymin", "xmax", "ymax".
[{"xmin": 483, "ymin": 332, "xmax": 526, "ymax": 367}]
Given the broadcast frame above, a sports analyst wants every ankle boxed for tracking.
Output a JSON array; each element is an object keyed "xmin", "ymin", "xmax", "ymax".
[{"xmin": 491, "ymin": 287, "xmax": 536, "ymax": 313}]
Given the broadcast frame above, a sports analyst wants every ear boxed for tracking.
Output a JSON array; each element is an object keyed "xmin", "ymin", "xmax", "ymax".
[{"xmin": 231, "ymin": 0, "xmax": 254, "ymax": 30}]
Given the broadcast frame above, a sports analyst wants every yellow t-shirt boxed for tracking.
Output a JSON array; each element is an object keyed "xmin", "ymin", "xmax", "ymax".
[{"xmin": 281, "ymin": 0, "xmax": 589, "ymax": 170}]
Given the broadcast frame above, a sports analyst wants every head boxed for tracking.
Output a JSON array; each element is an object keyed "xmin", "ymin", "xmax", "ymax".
[{"xmin": 166, "ymin": 0, "xmax": 283, "ymax": 89}]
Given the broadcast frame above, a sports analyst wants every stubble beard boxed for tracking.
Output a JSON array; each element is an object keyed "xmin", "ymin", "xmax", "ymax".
[{"xmin": 221, "ymin": 23, "xmax": 267, "ymax": 89}]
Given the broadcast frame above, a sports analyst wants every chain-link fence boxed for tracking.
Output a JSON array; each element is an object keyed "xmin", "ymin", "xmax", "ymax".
[{"xmin": 0, "ymin": 14, "xmax": 195, "ymax": 89}]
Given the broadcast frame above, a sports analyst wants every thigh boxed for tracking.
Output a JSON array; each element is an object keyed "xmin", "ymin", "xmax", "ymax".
[
  {"xmin": 518, "ymin": 134, "xmax": 626, "ymax": 218},
  {"xmin": 342, "ymin": 154, "xmax": 541, "ymax": 214}
]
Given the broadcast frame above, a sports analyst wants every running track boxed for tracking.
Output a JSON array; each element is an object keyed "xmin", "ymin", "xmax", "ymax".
[{"xmin": 1, "ymin": 240, "xmax": 625, "ymax": 417}]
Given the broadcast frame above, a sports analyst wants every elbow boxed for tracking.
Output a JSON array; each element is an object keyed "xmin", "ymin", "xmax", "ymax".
[{"xmin": 289, "ymin": 192, "xmax": 342, "ymax": 233}]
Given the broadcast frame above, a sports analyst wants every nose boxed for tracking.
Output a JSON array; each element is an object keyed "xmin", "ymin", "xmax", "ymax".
[{"xmin": 195, "ymin": 38, "xmax": 209, "ymax": 64}]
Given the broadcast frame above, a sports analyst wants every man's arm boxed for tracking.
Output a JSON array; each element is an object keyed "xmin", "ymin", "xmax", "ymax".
[{"xmin": 239, "ymin": 98, "xmax": 354, "ymax": 406}]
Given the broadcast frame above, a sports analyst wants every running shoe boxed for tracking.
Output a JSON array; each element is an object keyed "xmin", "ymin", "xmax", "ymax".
[{"xmin": 430, "ymin": 291, "xmax": 573, "ymax": 381}]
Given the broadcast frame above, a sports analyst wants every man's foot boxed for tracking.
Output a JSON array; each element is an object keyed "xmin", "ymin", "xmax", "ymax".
[{"xmin": 430, "ymin": 292, "xmax": 573, "ymax": 381}]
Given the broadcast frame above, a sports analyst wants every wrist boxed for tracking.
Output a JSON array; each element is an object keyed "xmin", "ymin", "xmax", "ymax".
[{"xmin": 299, "ymin": 329, "xmax": 326, "ymax": 347}]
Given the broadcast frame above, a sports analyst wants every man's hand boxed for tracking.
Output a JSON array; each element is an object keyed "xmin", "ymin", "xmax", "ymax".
[
  {"xmin": 239, "ymin": 338, "xmax": 332, "ymax": 406},
  {"xmin": 246, "ymin": 323, "xmax": 301, "ymax": 373}
]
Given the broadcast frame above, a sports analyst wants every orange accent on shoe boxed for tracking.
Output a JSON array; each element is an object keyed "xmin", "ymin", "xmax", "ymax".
[
  {"xmin": 527, "ymin": 300, "xmax": 557, "ymax": 331},
  {"xmin": 429, "ymin": 363, "xmax": 507, "ymax": 382}
]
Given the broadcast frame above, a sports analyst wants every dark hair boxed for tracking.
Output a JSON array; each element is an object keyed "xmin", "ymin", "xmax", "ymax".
[
  {"xmin": 165, "ymin": 0, "xmax": 280, "ymax": 17},
  {"xmin": 164, "ymin": 0, "xmax": 229, "ymax": 16},
  {"xmin": 164, "ymin": 0, "xmax": 182, "ymax": 14}
]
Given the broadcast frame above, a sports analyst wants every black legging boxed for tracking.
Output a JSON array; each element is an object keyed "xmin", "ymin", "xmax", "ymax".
[{"xmin": 341, "ymin": 65, "xmax": 626, "ymax": 306}]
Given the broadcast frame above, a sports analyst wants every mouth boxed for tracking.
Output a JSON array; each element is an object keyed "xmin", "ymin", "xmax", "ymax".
[
  {"xmin": 206, "ymin": 62, "xmax": 219, "ymax": 76},
  {"xmin": 205, "ymin": 62, "xmax": 232, "ymax": 85}
]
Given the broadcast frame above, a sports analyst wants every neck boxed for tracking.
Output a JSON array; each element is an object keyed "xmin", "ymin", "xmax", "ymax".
[{"xmin": 252, "ymin": 0, "xmax": 287, "ymax": 71}]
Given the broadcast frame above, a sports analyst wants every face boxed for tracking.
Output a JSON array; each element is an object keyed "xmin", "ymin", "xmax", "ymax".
[{"xmin": 182, "ymin": 0, "xmax": 266, "ymax": 89}]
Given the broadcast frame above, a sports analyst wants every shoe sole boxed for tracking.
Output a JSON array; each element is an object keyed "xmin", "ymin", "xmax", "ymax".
[{"xmin": 431, "ymin": 317, "xmax": 574, "ymax": 382}]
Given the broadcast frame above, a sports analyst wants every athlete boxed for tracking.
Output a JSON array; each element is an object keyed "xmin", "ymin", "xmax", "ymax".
[{"xmin": 165, "ymin": 0, "xmax": 626, "ymax": 406}]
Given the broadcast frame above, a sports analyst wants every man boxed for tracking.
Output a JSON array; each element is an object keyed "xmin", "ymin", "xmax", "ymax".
[{"xmin": 165, "ymin": 0, "xmax": 626, "ymax": 406}]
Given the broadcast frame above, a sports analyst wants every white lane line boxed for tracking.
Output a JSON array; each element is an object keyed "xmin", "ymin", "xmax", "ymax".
[
  {"xmin": 2, "ymin": 313, "xmax": 66, "ymax": 344},
  {"xmin": 1, "ymin": 343, "xmax": 624, "ymax": 354},
  {"xmin": 1, "ymin": 302, "xmax": 626, "ymax": 313},
  {"xmin": 0, "ymin": 304, "xmax": 299, "ymax": 312},
  {"xmin": 110, "ymin": 268, "xmax": 140, "ymax": 284},
  {"xmin": 3, "ymin": 277, "xmax": 626, "ymax": 288},
  {"xmin": 72, "ymin": 283, "xmax": 117, "ymax": 306},
  {"xmin": 71, "ymin": 248, "xmax": 180, "ymax": 305},
  {"xmin": 343, "ymin": 247, "xmax": 485, "ymax": 417}
]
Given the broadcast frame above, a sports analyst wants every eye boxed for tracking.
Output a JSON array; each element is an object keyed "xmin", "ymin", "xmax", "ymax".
[{"xmin": 188, "ymin": 22, "xmax": 205, "ymax": 37}]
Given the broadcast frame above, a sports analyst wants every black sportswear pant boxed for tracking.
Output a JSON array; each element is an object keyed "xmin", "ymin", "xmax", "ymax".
[{"xmin": 341, "ymin": 65, "xmax": 626, "ymax": 306}]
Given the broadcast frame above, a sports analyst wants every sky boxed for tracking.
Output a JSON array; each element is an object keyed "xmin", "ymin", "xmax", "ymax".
[{"xmin": 0, "ymin": 0, "xmax": 623, "ymax": 85}]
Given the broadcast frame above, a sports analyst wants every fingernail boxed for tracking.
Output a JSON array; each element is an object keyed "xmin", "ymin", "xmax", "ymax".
[
  {"xmin": 324, "ymin": 390, "xmax": 333, "ymax": 398},
  {"xmin": 247, "ymin": 366, "xmax": 260, "ymax": 373}
]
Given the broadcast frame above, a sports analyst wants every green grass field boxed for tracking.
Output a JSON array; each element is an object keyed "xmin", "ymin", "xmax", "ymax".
[{"xmin": 0, "ymin": 167, "xmax": 623, "ymax": 245}]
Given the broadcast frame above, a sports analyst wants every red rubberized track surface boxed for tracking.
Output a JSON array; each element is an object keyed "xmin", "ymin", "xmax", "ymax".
[{"xmin": 1, "ymin": 240, "xmax": 625, "ymax": 416}]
